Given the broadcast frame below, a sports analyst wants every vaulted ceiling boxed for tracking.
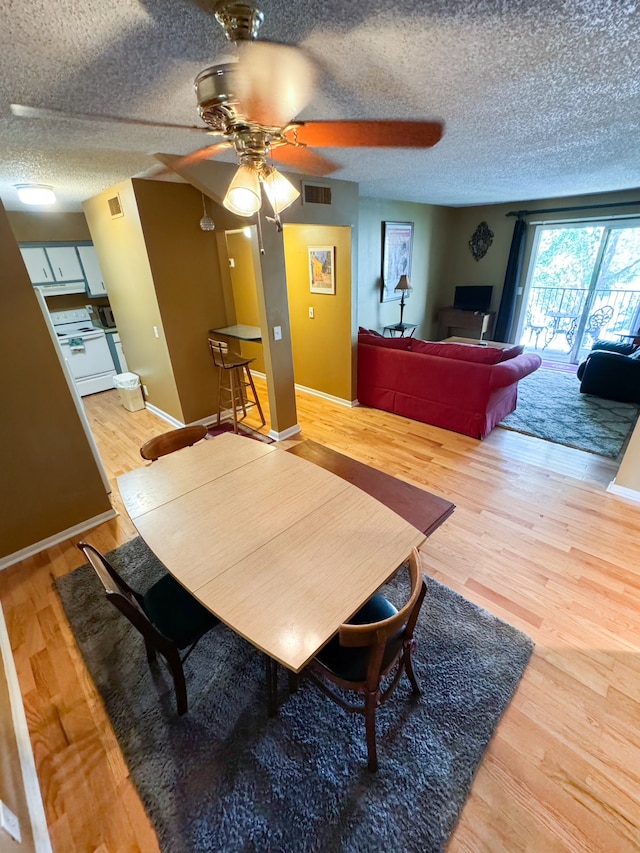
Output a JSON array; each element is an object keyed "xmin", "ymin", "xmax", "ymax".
[{"xmin": 1, "ymin": 0, "xmax": 639, "ymax": 212}]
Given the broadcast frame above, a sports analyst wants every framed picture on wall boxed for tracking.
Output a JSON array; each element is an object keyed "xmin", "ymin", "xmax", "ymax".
[
  {"xmin": 381, "ymin": 221, "xmax": 414, "ymax": 302},
  {"xmin": 309, "ymin": 246, "xmax": 335, "ymax": 294}
]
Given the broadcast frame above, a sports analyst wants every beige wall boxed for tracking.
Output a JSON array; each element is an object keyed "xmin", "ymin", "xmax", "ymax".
[
  {"xmin": 0, "ymin": 201, "xmax": 111, "ymax": 559},
  {"xmin": 8, "ymin": 210, "xmax": 91, "ymax": 243},
  {"xmin": 357, "ymin": 198, "xmax": 454, "ymax": 340},
  {"xmin": 284, "ymin": 224, "xmax": 354, "ymax": 401},
  {"xmin": 132, "ymin": 180, "xmax": 231, "ymax": 423},
  {"xmin": 83, "ymin": 179, "xmax": 184, "ymax": 420},
  {"xmin": 443, "ymin": 188, "xmax": 640, "ymax": 328},
  {"xmin": 84, "ymin": 178, "xmax": 243, "ymax": 425},
  {"xmin": 613, "ymin": 421, "xmax": 640, "ymax": 493}
]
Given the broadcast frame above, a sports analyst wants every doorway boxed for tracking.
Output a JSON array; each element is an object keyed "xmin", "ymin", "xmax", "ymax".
[{"xmin": 516, "ymin": 221, "xmax": 640, "ymax": 363}]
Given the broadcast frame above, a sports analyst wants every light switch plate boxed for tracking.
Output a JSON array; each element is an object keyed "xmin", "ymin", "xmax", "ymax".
[
  {"xmin": 308, "ymin": 307, "xmax": 314, "ymax": 318},
  {"xmin": 273, "ymin": 325, "xmax": 282, "ymax": 341},
  {"xmin": 0, "ymin": 800, "xmax": 21, "ymax": 843}
]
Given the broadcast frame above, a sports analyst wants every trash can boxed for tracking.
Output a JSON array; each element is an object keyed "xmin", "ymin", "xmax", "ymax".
[{"xmin": 113, "ymin": 372, "xmax": 145, "ymax": 412}]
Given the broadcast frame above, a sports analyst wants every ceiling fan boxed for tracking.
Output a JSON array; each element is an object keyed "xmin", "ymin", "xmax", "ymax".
[{"xmin": 11, "ymin": 0, "xmax": 444, "ymax": 218}]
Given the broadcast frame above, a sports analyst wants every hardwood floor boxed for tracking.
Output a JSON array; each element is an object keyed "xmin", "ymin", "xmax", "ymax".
[{"xmin": 1, "ymin": 383, "xmax": 638, "ymax": 852}]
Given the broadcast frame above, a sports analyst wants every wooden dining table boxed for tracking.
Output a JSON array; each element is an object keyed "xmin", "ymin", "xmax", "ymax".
[{"xmin": 117, "ymin": 433, "xmax": 429, "ymax": 675}]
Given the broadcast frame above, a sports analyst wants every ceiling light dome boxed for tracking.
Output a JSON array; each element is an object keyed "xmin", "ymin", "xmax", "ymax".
[{"xmin": 15, "ymin": 184, "xmax": 56, "ymax": 205}]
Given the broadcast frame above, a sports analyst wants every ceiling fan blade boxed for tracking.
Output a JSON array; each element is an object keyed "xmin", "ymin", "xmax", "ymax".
[
  {"xmin": 271, "ymin": 145, "xmax": 339, "ymax": 177},
  {"xmin": 290, "ymin": 120, "xmax": 444, "ymax": 149},
  {"xmin": 10, "ymin": 103, "xmax": 212, "ymax": 133},
  {"xmin": 232, "ymin": 41, "xmax": 317, "ymax": 127},
  {"xmin": 153, "ymin": 142, "xmax": 232, "ymax": 176}
]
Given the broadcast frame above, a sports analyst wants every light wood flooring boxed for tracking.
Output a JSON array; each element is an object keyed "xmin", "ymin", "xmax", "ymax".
[{"xmin": 1, "ymin": 382, "xmax": 639, "ymax": 852}]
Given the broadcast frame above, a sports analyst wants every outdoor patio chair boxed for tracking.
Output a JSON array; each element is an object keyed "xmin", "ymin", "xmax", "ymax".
[
  {"xmin": 525, "ymin": 311, "xmax": 553, "ymax": 348},
  {"xmin": 584, "ymin": 306, "xmax": 614, "ymax": 346}
]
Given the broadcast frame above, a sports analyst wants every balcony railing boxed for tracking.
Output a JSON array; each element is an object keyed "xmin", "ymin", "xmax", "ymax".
[{"xmin": 521, "ymin": 286, "xmax": 640, "ymax": 354}]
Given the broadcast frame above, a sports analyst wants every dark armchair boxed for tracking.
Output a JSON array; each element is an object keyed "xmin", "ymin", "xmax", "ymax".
[{"xmin": 577, "ymin": 339, "xmax": 640, "ymax": 404}]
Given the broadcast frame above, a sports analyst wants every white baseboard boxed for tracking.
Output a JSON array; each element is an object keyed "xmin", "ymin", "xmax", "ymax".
[
  {"xmin": 269, "ymin": 423, "xmax": 302, "ymax": 442},
  {"xmin": 0, "ymin": 604, "xmax": 53, "ymax": 852},
  {"xmin": 143, "ymin": 402, "xmax": 183, "ymax": 428},
  {"xmin": 0, "ymin": 508, "xmax": 117, "ymax": 572},
  {"xmin": 294, "ymin": 383, "xmax": 357, "ymax": 408},
  {"xmin": 606, "ymin": 481, "xmax": 640, "ymax": 503}
]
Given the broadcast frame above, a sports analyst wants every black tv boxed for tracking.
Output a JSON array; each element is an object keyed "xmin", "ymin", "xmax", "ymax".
[{"xmin": 453, "ymin": 285, "xmax": 493, "ymax": 313}]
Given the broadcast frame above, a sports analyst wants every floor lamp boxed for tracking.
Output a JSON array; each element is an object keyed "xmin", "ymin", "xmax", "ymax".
[{"xmin": 395, "ymin": 275, "xmax": 412, "ymax": 325}]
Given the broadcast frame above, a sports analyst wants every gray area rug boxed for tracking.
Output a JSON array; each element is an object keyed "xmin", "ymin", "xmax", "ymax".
[
  {"xmin": 56, "ymin": 537, "xmax": 534, "ymax": 853},
  {"xmin": 500, "ymin": 366, "xmax": 640, "ymax": 458}
]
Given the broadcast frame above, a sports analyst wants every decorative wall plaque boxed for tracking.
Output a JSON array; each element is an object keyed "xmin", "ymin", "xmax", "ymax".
[{"xmin": 469, "ymin": 221, "xmax": 494, "ymax": 261}]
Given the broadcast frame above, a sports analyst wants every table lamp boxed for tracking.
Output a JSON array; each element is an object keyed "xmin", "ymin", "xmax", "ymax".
[{"xmin": 395, "ymin": 275, "xmax": 412, "ymax": 325}]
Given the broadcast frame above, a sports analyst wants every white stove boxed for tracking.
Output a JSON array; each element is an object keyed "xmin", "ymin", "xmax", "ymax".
[{"xmin": 49, "ymin": 308, "xmax": 117, "ymax": 396}]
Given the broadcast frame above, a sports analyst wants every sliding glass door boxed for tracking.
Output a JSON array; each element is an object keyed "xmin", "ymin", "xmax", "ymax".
[{"xmin": 518, "ymin": 220, "xmax": 640, "ymax": 363}]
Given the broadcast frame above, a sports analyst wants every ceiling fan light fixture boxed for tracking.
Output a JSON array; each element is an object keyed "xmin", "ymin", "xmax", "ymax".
[
  {"xmin": 262, "ymin": 167, "xmax": 300, "ymax": 215},
  {"xmin": 16, "ymin": 184, "xmax": 56, "ymax": 205},
  {"xmin": 223, "ymin": 164, "xmax": 262, "ymax": 217}
]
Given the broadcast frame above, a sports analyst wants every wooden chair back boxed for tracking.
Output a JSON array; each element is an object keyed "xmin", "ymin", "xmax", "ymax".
[
  {"xmin": 208, "ymin": 338, "xmax": 253, "ymax": 369},
  {"xmin": 78, "ymin": 543, "xmax": 190, "ymax": 714},
  {"xmin": 303, "ymin": 547, "xmax": 427, "ymax": 771},
  {"xmin": 77, "ymin": 541, "xmax": 174, "ymax": 655},
  {"xmin": 140, "ymin": 424, "xmax": 207, "ymax": 462},
  {"xmin": 338, "ymin": 548, "xmax": 426, "ymax": 689}
]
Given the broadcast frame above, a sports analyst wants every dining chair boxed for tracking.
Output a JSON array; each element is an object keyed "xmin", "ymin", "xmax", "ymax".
[
  {"xmin": 208, "ymin": 337, "xmax": 265, "ymax": 434},
  {"xmin": 77, "ymin": 541, "xmax": 220, "ymax": 715},
  {"xmin": 140, "ymin": 424, "xmax": 208, "ymax": 461},
  {"xmin": 302, "ymin": 547, "xmax": 427, "ymax": 772}
]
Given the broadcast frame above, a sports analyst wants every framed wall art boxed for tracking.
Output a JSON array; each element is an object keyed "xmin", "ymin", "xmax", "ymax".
[
  {"xmin": 309, "ymin": 246, "xmax": 335, "ymax": 294},
  {"xmin": 381, "ymin": 221, "xmax": 414, "ymax": 302}
]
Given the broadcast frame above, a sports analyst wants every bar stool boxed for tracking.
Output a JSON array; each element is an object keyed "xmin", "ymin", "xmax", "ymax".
[{"xmin": 208, "ymin": 338, "xmax": 265, "ymax": 433}]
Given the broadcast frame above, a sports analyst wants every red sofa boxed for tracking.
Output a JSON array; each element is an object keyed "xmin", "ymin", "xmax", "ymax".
[{"xmin": 357, "ymin": 330, "xmax": 541, "ymax": 439}]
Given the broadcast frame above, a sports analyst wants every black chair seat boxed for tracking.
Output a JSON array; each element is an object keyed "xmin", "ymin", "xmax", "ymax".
[
  {"xmin": 316, "ymin": 593, "xmax": 401, "ymax": 682},
  {"xmin": 142, "ymin": 574, "xmax": 220, "ymax": 649},
  {"xmin": 304, "ymin": 550, "xmax": 427, "ymax": 772}
]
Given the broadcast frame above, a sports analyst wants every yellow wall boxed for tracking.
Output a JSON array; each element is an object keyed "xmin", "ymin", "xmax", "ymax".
[
  {"xmin": 224, "ymin": 229, "xmax": 264, "ymax": 371},
  {"xmin": 157, "ymin": 154, "xmax": 360, "ymax": 434},
  {"xmin": 0, "ymin": 201, "xmax": 111, "ymax": 559},
  {"xmin": 284, "ymin": 224, "xmax": 353, "ymax": 401}
]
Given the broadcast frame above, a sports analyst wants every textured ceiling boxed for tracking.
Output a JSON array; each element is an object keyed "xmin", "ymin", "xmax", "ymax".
[{"xmin": 1, "ymin": 0, "xmax": 639, "ymax": 212}]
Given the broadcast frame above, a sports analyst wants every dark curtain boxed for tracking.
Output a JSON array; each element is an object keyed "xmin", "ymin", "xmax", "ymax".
[{"xmin": 494, "ymin": 217, "xmax": 528, "ymax": 342}]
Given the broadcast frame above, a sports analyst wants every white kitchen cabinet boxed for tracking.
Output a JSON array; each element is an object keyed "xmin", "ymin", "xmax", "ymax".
[
  {"xmin": 46, "ymin": 246, "xmax": 84, "ymax": 282},
  {"xmin": 77, "ymin": 245, "xmax": 107, "ymax": 296},
  {"xmin": 20, "ymin": 247, "xmax": 54, "ymax": 284}
]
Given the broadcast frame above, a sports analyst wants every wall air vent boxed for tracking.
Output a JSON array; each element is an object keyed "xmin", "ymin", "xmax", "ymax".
[
  {"xmin": 107, "ymin": 194, "xmax": 123, "ymax": 218},
  {"xmin": 302, "ymin": 183, "xmax": 332, "ymax": 205}
]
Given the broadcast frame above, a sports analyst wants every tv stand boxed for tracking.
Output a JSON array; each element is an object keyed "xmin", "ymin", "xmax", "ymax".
[{"xmin": 438, "ymin": 307, "xmax": 495, "ymax": 340}]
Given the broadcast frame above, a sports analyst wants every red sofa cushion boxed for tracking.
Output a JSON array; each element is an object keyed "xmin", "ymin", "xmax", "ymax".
[
  {"xmin": 357, "ymin": 331, "xmax": 413, "ymax": 350},
  {"xmin": 497, "ymin": 344, "xmax": 524, "ymax": 361},
  {"xmin": 409, "ymin": 340, "xmax": 504, "ymax": 364}
]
